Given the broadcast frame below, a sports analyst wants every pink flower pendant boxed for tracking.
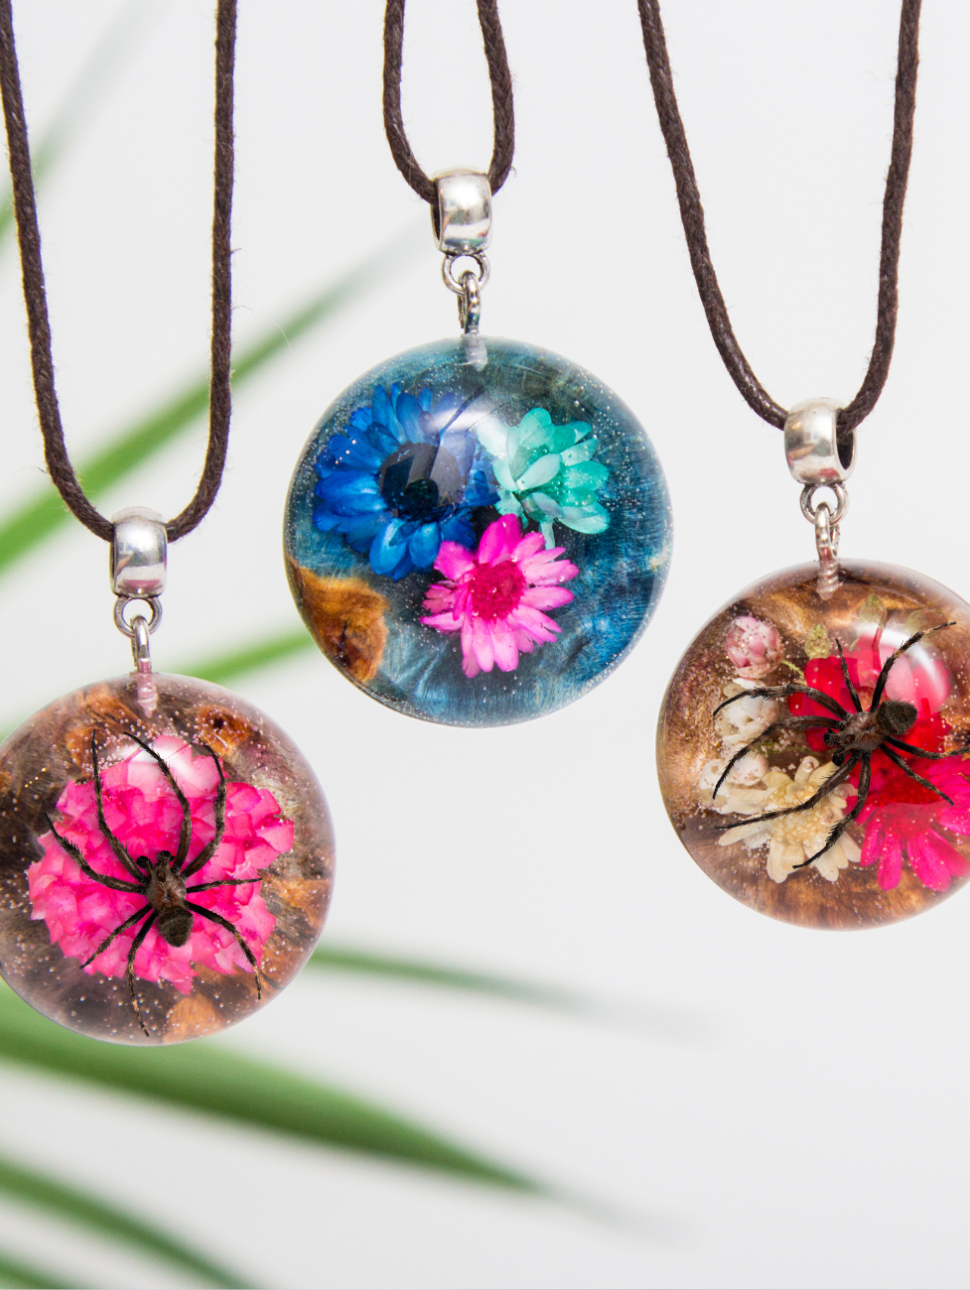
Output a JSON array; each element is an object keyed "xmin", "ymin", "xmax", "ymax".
[
  {"xmin": 658, "ymin": 561, "xmax": 970, "ymax": 929},
  {"xmin": 0, "ymin": 673, "xmax": 334, "ymax": 1043}
]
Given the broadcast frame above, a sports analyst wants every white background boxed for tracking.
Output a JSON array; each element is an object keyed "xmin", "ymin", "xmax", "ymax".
[{"xmin": 0, "ymin": 2, "xmax": 969, "ymax": 1288}]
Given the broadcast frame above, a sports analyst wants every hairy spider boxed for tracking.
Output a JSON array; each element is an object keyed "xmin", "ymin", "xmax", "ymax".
[
  {"xmin": 710, "ymin": 624, "xmax": 960, "ymax": 871},
  {"xmin": 43, "ymin": 731, "xmax": 262, "ymax": 1036}
]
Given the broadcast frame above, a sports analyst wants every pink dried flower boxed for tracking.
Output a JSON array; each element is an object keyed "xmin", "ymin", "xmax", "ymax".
[
  {"xmin": 421, "ymin": 514, "xmax": 578, "ymax": 678},
  {"xmin": 724, "ymin": 615, "xmax": 783, "ymax": 680},
  {"xmin": 857, "ymin": 755, "xmax": 970, "ymax": 892},
  {"xmin": 28, "ymin": 736, "xmax": 292, "ymax": 993}
]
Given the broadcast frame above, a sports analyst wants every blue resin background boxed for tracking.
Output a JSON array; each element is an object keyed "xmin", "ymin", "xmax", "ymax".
[{"xmin": 285, "ymin": 337, "xmax": 671, "ymax": 725}]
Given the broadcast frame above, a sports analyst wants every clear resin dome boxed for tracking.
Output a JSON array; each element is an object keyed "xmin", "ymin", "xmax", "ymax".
[
  {"xmin": 658, "ymin": 561, "xmax": 970, "ymax": 929},
  {"xmin": 285, "ymin": 337, "xmax": 672, "ymax": 725},
  {"xmin": 0, "ymin": 672, "xmax": 334, "ymax": 1043}
]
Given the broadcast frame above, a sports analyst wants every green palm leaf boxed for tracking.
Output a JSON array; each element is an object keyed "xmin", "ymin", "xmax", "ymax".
[
  {"xmin": 307, "ymin": 943, "xmax": 593, "ymax": 1010},
  {"xmin": 0, "ymin": 986, "xmax": 540, "ymax": 1194},
  {"xmin": 0, "ymin": 235, "xmax": 411, "ymax": 578},
  {"xmin": 305, "ymin": 943, "xmax": 702, "ymax": 1041},
  {"xmin": 0, "ymin": 1249, "xmax": 75, "ymax": 1290},
  {"xmin": 0, "ymin": 1152, "xmax": 249, "ymax": 1288},
  {"xmin": 0, "ymin": 3, "xmax": 153, "ymax": 248},
  {"xmin": 184, "ymin": 629, "xmax": 314, "ymax": 686}
]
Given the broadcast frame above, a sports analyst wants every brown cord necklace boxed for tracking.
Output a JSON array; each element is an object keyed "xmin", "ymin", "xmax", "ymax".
[
  {"xmin": 0, "ymin": 1, "xmax": 334, "ymax": 1047},
  {"xmin": 283, "ymin": 0, "xmax": 674, "ymax": 730},
  {"xmin": 648, "ymin": 0, "xmax": 970, "ymax": 933}
]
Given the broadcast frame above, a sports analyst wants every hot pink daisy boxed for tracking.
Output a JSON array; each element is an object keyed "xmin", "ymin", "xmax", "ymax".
[
  {"xmin": 421, "ymin": 513, "xmax": 579, "ymax": 678},
  {"xmin": 28, "ymin": 736, "xmax": 292, "ymax": 993},
  {"xmin": 856, "ymin": 756, "xmax": 970, "ymax": 892}
]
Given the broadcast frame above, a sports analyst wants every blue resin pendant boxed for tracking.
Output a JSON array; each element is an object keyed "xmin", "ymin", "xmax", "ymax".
[{"xmin": 285, "ymin": 337, "xmax": 671, "ymax": 726}]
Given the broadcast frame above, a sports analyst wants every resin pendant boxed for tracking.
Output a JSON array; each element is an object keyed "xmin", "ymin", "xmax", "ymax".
[
  {"xmin": 0, "ymin": 510, "xmax": 333, "ymax": 1044},
  {"xmin": 658, "ymin": 561, "xmax": 970, "ymax": 928},
  {"xmin": 285, "ymin": 335, "xmax": 671, "ymax": 725},
  {"xmin": 0, "ymin": 671, "xmax": 334, "ymax": 1043},
  {"xmin": 285, "ymin": 172, "xmax": 671, "ymax": 726}
]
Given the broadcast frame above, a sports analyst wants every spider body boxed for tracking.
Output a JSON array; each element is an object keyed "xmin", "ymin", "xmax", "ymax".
[
  {"xmin": 144, "ymin": 860, "xmax": 192, "ymax": 946},
  {"xmin": 824, "ymin": 699, "xmax": 917, "ymax": 763},
  {"xmin": 43, "ymin": 731, "xmax": 263, "ymax": 1036},
  {"xmin": 711, "ymin": 624, "xmax": 959, "ymax": 871}
]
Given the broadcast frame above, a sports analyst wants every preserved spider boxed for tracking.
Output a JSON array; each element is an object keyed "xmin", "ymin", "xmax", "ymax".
[
  {"xmin": 43, "ymin": 732, "xmax": 262, "ymax": 1035},
  {"xmin": 711, "ymin": 624, "xmax": 961, "ymax": 871}
]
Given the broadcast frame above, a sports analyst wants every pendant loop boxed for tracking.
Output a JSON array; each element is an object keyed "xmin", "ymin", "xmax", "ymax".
[
  {"xmin": 799, "ymin": 482, "xmax": 848, "ymax": 527},
  {"xmin": 113, "ymin": 595, "xmax": 163, "ymax": 638},
  {"xmin": 111, "ymin": 507, "xmax": 166, "ymax": 671},
  {"xmin": 441, "ymin": 253, "xmax": 489, "ymax": 368},
  {"xmin": 813, "ymin": 501, "xmax": 840, "ymax": 599},
  {"xmin": 114, "ymin": 596, "xmax": 162, "ymax": 674},
  {"xmin": 787, "ymin": 403, "xmax": 852, "ymax": 600},
  {"xmin": 441, "ymin": 250, "xmax": 490, "ymax": 295},
  {"xmin": 800, "ymin": 483, "xmax": 847, "ymax": 601},
  {"xmin": 130, "ymin": 613, "xmax": 153, "ymax": 674},
  {"xmin": 435, "ymin": 171, "xmax": 492, "ymax": 366}
]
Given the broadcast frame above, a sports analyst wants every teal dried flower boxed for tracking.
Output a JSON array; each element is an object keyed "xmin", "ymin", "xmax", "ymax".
[{"xmin": 477, "ymin": 407, "xmax": 610, "ymax": 546}]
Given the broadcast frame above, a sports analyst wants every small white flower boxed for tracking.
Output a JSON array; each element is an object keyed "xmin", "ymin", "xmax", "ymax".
[
  {"xmin": 698, "ymin": 753, "xmax": 770, "ymax": 816},
  {"xmin": 715, "ymin": 756, "xmax": 860, "ymax": 883},
  {"xmin": 714, "ymin": 679, "xmax": 779, "ymax": 752}
]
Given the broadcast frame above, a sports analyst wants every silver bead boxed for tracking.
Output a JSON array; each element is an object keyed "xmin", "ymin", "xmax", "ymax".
[
  {"xmin": 111, "ymin": 506, "xmax": 167, "ymax": 599},
  {"xmin": 434, "ymin": 170, "xmax": 492, "ymax": 254},
  {"xmin": 783, "ymin": 398, "xmax": 855, "ymax": 486}
]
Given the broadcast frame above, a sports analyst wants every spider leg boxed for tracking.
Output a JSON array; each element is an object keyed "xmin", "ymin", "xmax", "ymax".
[
  {"xmin": 122, "ymin": 731, "xmax": 193, "ymax": 869},
  {"xmin": 711, "ymin": 715, "xmax": 839, "ymax": 800},
  {"xmin": 42, "ymin": 813, "xmax": 143, "ymax": 893},
  {"xmin": 185, "ymin": 901, "xmax": 261, "ymax": 999},
  {"xmin": 126, "ymin": 911, "xmax": 158, "ymax": 1038},
  {"xmin": 795, "ymin": 754, "xmax": 871, "ymax": 867},
  {"xmin": 713, "ymin": 684, "xmax": 847, "ymax": 721},
  {"xmin": 90, "ymin": 735, "xmax": 145, "ymax": 881},
  {"xmin": 181, "ymin": 745, "xmax": 227, "ymax": 878},
  {"xmin": 870, "ymin": 622, "xmax": 955, "ymax": 708},
  {"xmin": 715, "ymin": 754, "xmax": 859, "ymax": 831},
  {"xmin": 834, "ymin": 638, "xmax": 862, "ymax": 713},
  {"xmin": 883, "ymin": 736, "xmax": 960, "ymax": 762},
  {"xmin": 185, "ymin": 878, "xmax": 260, "ymax": 893},
  {"xmin": 880, "ymin": 745, "xmax": 954, "ymax": 805},
  {"xmin": 80, "ymin": 904, "xmax": 152, "ymax": 968}
]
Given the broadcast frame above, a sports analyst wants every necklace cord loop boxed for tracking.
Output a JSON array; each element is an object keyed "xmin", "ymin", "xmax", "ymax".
[
  {"xmin": 0, "ymin": 0, "xmax": 237, "ymax": 544},
  {"xmin": 382, "ymin": 0, "xmax": 515, "ymax": 206},
  {"xmin": 636, "ymin": 0, "xmax": 921, "ymax": 439}
]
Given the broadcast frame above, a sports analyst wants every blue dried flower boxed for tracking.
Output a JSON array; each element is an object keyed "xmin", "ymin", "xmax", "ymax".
[{"xmin": 313, "ymin": 384, "xmax": 498, "ymax": 580}]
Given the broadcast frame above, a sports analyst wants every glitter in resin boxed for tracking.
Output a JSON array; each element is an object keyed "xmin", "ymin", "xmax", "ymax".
[
  {"xmin": 0, "ymin": 673, "xmax": 334, "ymax": 1043},
  {"xmin": 285, "ymin": 338, "xmax": 672, "ymax": 725},
  {"xmin": 657, "ymin": 562, "xmax": 970, "ymax": 929}
]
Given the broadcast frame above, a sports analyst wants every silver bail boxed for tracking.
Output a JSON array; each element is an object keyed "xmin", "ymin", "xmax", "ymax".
[
  {"xmin": 784, "ymin": 398, "xmax": 854, "ymax": 485},
  {"xmin": 784, "ymin": 400, "xmax": 852, "ymax": 601},
  {"xmin": 434, "ymin": 170, "xmax": 492, "ymax": 254},
  {"xmin": 435, "ymin": 169, "xmax": 491, "ymax": 369},
  {"xmin": 111, "ymin": 506, "xmax": 166, "ymax": 672}
]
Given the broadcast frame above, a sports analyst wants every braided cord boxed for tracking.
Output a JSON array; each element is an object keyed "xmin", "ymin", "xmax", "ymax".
[
  {"xmin": 383, "ymin": 0, "xmax": 514, "ymax": 204},
  {"xmin": 637, "ymin": 0, "xmax": 921, "ymax": 436},
  {"xmin": 0, "ymin": 0, "xmax": 237, "ymax": 541}
]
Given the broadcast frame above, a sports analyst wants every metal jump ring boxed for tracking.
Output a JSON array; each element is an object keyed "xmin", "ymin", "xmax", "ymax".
[
  {"xmin": 442, "ymin": 251, "xmax": 490, "ymax": 294},
  {"xmin": 114, "ymin": 595, "xmax": 162, "ymax": 637},
  {"xmin": 131, "ymin": 615, "xmax": 152, "ymax": 668},
  {"xmin": 800, "ymin": 482, "xmax": 848, "ymax": 527}
]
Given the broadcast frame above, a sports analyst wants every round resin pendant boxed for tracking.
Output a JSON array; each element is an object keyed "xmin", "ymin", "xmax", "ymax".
[
  {"xmin": 658, "ymin": 562, "xmax": 970, "ymax": 929},
  {"xmin": 285, "ymin": 337, "xmax": 671, "ymax": 726},
  {"xmin": 0, "ymin": 672, "xmax": 334, "ymax": 1043}
]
